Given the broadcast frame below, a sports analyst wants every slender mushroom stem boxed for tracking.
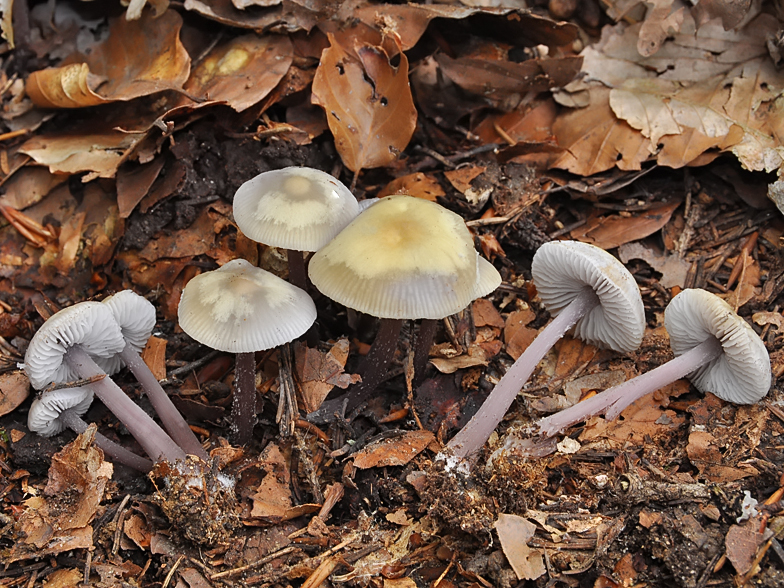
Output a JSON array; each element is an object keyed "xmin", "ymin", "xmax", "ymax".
[
  {"xmin": 444, "ymin": 286, "xmax": 600, "ymax": 462},
  {"xmin": 537, "ymin": 336, "xmax": 723, "ymax": 437},
  {"xmin": 232, "ymin": 351, "xmax": 257, "ymax": 446},
  {"xmin": 65, "ymin": 346, "xmax": 186, "ymax": 464},
  {"xmin": 287, "ymin": 249, "xmax": 308, "ymax": 292},
  {"xmin": 413, "ymin": 319, "xmax": 439, "ymax": 388},
  {"xmin": 346, "ymin": 318, "xmax": 405, "ymax": 411},
  {"xmin": 118, "ymin": 343, "xmax": 208, "ymax": 459},
  {"xmin": 58, "ymin": 409, "xmax": 153, "ymax": 472}
]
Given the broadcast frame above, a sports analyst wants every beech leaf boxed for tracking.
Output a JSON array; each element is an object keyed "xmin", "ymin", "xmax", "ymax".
[{"xmin": 312, "ymin": 33, "xmax": 417, "ymax": 173}]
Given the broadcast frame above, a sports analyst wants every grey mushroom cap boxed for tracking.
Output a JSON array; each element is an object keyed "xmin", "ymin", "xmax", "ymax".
[
  {"xmin": 178, "ymin": 258, "xmax": 317, "ymax": 353},
  {"xmin": 665, "ymin": 289, "xmax": 771, "ymax": 404},
  {"xmin": 28, "ymin": 387, "xmax": 94, "ymax": 437},
  {"xmin": 531, "ymin": 240, "xmax": 645, "ymax": 353},
  {"xmin": 99, "ymin": 290, "xmax": 156, "ymax": 375},
  {"xmin": 22, "ymin": 302, "xmax": 126, "ymax": 390},
  {"xmin": 232, "ymin": 166, "xmax": 360, "ymax": 252}
]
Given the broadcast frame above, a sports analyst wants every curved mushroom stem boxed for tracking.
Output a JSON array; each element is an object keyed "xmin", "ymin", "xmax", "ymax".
[
  {"xmin": 232, "ymin": 351, "xmax": 257, "ymax": 446},
  {"xmin": 118, "ymin": 343, "xmax": 208, "ymax": 459},
  {"xmin": 413, "ymin": 319, "xmax": 438, "ymax": 389},
  {"xmin": 65, "ymin": 346, "xmax": 186, "ymax": 464},
  {"xmin": 58, "ymin": 409, "xmax": 153, "ymax": 472},
  {"xmin": 537, "ymin": 336, "xmax": 723, "ymax": 437},
  {"xmin": 443, "ymin": 286, "xmax": 600, "ymax": 464},
  {"xmin": 346, "ymin": 318, "xmax": 404, "ymax": 411}
]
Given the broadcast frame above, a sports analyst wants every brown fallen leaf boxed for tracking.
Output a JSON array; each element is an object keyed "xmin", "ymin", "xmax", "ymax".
[
  {"xmin": 26, "ymin": 10, "xmax": 190, "ymax": 108},
  {"xmin": 0, "ymin": 371, "xmax": 30, "ymax": 417},
  {"xmin": 687, "ymin": 430, "xmax": 758, "ymax": 482},
  {"xmin": 570, "ymin": 200, "xmax": 681, "ymax": 250},
  {"xmin": 294, "ymin": 338, "xmax": 360, "ymax": 413},
  {"xmin": 312, "ymin": 33, "xmax": 416, "ymax": 173},
  {"xmin": 445, "ymin": 166, "xmax": 486, "ymax": 195},
  {"xmin": 42, "ymin": 568, "xmax": 84, "ymax": 588},
  {"xmin": 116, "ymin": 158, "xmax": 166, "ymax": 219},
  {"xmin": 352, "ymin": 430, "xmax": 436, "ymax": 469},
  {"xmin": 503, "ymin": 308, "xmax": 537, "ymax": 361},
  {"xmin": 494, "ymin": 514, "xmax": 546, "ymax": 581},
  {"xmin": 142, "ymin": 336, "xmax": 168, "ymax": 382},
  {"xmin": 430, "ymin": 345, "xmax": 488, "ymax": 374},
  {"xmin": 725, "ymin": 522, "xmax": 767, "ymax": 576},
  {"xmin": 377, "ymin": 173, "xmax": 444, "ymax": 201},
  {"xmin": 618, "ymin": 241, "xmax": 690, "ymax": 288}
]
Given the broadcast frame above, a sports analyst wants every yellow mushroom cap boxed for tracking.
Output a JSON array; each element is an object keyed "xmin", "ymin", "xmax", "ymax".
[
  {"xmin": 232, "ymin": 166, "xmax": 359, "ymax": 252},
  {"xmin": 308, "ymin": 195, "xmax": 501, "ymax": 320},
  {"xmin": 178, "ymin": 259, "xmax": 317, "ymax": 353}
]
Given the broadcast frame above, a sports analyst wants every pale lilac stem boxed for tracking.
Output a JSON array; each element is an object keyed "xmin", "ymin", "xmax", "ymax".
[
  {"xmin": 119, "ymin": 344, "xmax": 208, "ymax": 459},
  {"xmin": 232, "ymin": 351, "xmax": 257, "ymax": 446},
  {"xmin": 59, "ymin": 409, "xmax": 153, "ymax": 472},
  {"xmin": 65, "ymin": 346, "xmax": 186, "ymax": 464},
  {"xmin": 537, "ymin": 337, "xmax": 723, "ymax": 437},
  {"xmin": 444, "ymin": 287, "xmax": 599, "ymax": 461}
]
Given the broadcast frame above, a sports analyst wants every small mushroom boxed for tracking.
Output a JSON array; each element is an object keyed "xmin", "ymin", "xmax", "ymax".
[
  {"xmin": 28, "ymin": 387, "xmax": 153, "ymax": 472},
  {"xmin": 232, "ymin": 166, "xmax": 359, "ymax": 289},
  {"xmin": 443, "ymin": 240, "xmax": 645, "ymax": 465},
  {"xmin": 308, "ymin": 195, "xmax": 501, "ymax": 409},
  {"xmin": 22, "ymin": 302, "xmax": 186, "ymax": 464},
  {"xmin": 178, "ymin": 258, "xmax": 317, "ymax": 445},
  {"xmin": 537, "ymin": 288, "xmax": 772, "ymax": 437},
  {"xmin": 102, "ymin": 290, "xmax": 207, "ymax": 459}
]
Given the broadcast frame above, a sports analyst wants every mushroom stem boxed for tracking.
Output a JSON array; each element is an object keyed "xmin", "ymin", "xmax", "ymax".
[
  {"xmin": 58, "ymin": 409, "xmax": 153, "ymax": 472},
  {"xmin": 444, "ymin": 286, "xmax": 600, "ymax": 462},
  {"xmin": 537, "ymin": 336, "xmax": 723, "ymax": 437},
  {"xmin": 118, "ymin": 344, "xmax": 208, "ymax": 459},
  {"xmin": 287, "ymin": 249, "xmax": 308, "ymax": 292},
  {"xmin": 413, "ymin": 319, "xmax": 438, "ymax": 388},
  {"xmin": 65, "ymin": 346, "xmax": 186, "ymax": 464},
  {"xmin": 346, "ymin": 318, "xmax": 405, "ymax": 410},
  {"xmin": 232, "ymin": 351, "xmax": 257, "ymax": 446}
]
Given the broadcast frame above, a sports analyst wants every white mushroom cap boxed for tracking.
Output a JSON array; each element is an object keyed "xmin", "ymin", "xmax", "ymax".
[
  {"xmin": 308, "ymin": 195, "xmax": 501, "ymax": 320},
  {"xmin": 22, "ymin": 302, "xmax": 126, "ymax": 390},
  {"xmin": 232, "ymin": 166, "xmax": 360, "ymax": 252},
  {"xmin": 28, "ymin": 386, "xmax": 94, "ymax": 437},
  {"xmin": 531, "ymin": 240, "xmax": 645, "ymax": 353},
  {"xmin": 99, "ymin": 290, "xmax": 157, "ymax": 375},
  {"xmin": 665, "ymin": 289, "xmax": 771, "ymax": 404},
  {"xmin": 178, "ymin": 258, "xmax": 317, "ymax": 353}
]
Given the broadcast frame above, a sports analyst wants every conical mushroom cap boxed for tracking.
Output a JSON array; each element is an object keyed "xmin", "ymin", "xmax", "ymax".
[
  {"xmin": 233, "ymin": 166, "xmax": 359, "ymax": 252},
  {"xmin": 665, "ymin": 288, "xmax": 771, "ymax": 404},
  {"xmin": 531, "ymin": 240, "xmax": 645, "ymax": 353},
  {"xmin": 308, "ymin": 195, "xmax": 501, "ymax": 320},
  {"xmin": 178, "ymin": 258, "xmax": 317, "ymax": 353}
]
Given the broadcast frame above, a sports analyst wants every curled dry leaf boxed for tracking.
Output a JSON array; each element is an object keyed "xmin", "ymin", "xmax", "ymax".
[
  {"xmin": 352, "ymin": 430, "xmax": 436, "ymax": 469},
  {"xmin": 312, "ymin": 33, "xmax": 417, "ymax": 173},
  {"xmin": 494, "ymin": 514, "xmax": 546, "ymax": 581},
  {"xmin": 26, "ymin": 10, "xmax": 190, "ymax": 108}
]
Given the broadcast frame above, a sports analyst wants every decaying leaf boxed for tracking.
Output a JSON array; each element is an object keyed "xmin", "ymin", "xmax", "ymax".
[
  {"xmin": 618, "ymin": 241, "xmax": 690, "ymax": 288},
  {"xmin": 352, "ymin": 430, "xmax": 436, "ymax": 469},
  {"xmin": 0, "ymin": 372, "xmax": 29, "ymax": 417},
  {"xmin": 312, "ymin": 33, "xmax": 417, "ymax": 173},
  {"xmin": 378, "ymin": 172, "xmax": 444, "ymax": 201},
  {"xmin": 26, "ymin": 10, "xmax": 190, "ymax": 108},
  {"xmin": 570, "ymin": 200, "xmax": 681, "ymax": 250},
  {"xmin": 294, "ymin": 338, "xmax": 360, "ymax": 413},
  {"xmin": 494, "ymin": 514, "xmax": 546, "ymax": 581}
]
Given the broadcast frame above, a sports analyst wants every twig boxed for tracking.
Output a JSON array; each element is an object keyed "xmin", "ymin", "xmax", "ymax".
[
  {"xmin": 111, "ymin": 494, "xmax": 132, "ymax": 557},
  {"xmin": 210, "ymin": 546, "xmax": 299, "ymax": 579},
  {"xmin": 162, "ymin": 555, "xmax": 184, "ymax": 588}
]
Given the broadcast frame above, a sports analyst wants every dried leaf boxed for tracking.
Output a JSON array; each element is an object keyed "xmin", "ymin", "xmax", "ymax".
[
  {"xmin": 116, "ymin": 158, "xmax": 165, "ymax": 219},
  {"xmin": 142, "ymin": 336, "xmax": 168, "ymax": 382},
  {"xmin": 352, "ymin": 430, "xmax": 435, "ymax": 469},
  {"xmin": 26, "ymin": 10, "xmax": 190, "ymax": 108},
  {"xmin": 378, "ymin": 173, "xmax": 444, "ymax": 201},
  {"xmin": 312, "ymin": 33, "xmax": 416, "ymax": 172},
  {"xmin": 618, "ymin": 241, "xmax": 690, "ymax": 288},
  {"xmin": 570, "ymin": 200, "xmax": 681, "ymax": 250},
  {"xmin": 0, "ymin": 372, "xmax": 30, "ymax": 417},
  {"xmin": 686, "ymin": 430, "xmax": 758, "ymax": 482},
  {"xmin": 725, "ymin": 523, "xmax": 766, "ymax": 575},
  {"xmin": 494, "ymin": 514, "xmax": 546, "ymax": 581},
  {"xmin": 637, "ymin": 0, "xmax": 686, "ymax": 57},
  {"xmin": 294, "ymin": 338, "xmax": 360, "ymax": 413}
]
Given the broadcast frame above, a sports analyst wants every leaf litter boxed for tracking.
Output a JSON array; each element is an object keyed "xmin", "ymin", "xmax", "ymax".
[{"xmin": 0, "ymin": 1, "xmax": 783, "ymax": 587}]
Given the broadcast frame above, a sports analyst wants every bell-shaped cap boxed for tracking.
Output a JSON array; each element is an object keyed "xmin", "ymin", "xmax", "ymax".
[
  {"xmin": 665, "ymin": 288, "xmax": 771, "ymax": 404},
  {"xmin": 178, "ymin": 258, "xmax": 317, "ymax": 353},
  {"xmin": 308, "ymin": 195, "xmax": 501, "ymax": 320},
  {"xmin": 99, "ymin": 290, "xmax": 156, "ymax": 375},
  {"xmin": 232, "ymin": 166, "xmax": 359, "ymax": 252},
  {"xmin": 531, "ymin": 240, "xmax": 645, "ymax": 353},
  {"xmin": 28, "ymin": 386, "xmax": 93, "ymax": 437},
  {"xmin": 22, "ymin": 302, "xmax": 126, "ymax": 390}
]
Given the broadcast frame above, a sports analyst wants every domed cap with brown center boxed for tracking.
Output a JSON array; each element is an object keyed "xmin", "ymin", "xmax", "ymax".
[
  {"xmin": 28, "ymin": 387, "xmax": 93, "ymax": 437},
  {"xmin": 178, "ymin": 258, "xmax": 317, "ymax": 353},
  {"xmin": 232, "ymin": 167, "xmax": 360, "ymax": 252},
  {"xmin": 531, "ymin": 240, "xmax": 645, "ymax": 353},
  {"xmin": 308, "ymin": 195, "xmax": 501, "ymax": 320},
  {"xmin": 665, "ymin": 288, "xmax": 771, "ymax": 404}
]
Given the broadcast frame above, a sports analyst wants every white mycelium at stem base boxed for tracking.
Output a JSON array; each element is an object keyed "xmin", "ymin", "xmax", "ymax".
[
  {"xmin": 537, "ymin": 289, "xmax": 772, "ymax": 437},
  {"xmin": 308, "ymin": 194, "xmax": 501, "ymax": 407},
  {"xmin": 178, "ymin": 258, "xmax": 317, "ymax": 445},
  {"xmin": 442, "ymin": 240, "xmax": 645, "ymax": 465}
]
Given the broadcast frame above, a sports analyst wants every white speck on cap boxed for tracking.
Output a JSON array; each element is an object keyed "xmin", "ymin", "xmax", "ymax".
[
  {"xmin": 23, "ymin": 302, "xmax": 126, "ymax": 390},
  {"xmin": 308, "ymin": 195, "xmax": 501, "ymax": 320},
  {"xmin": 28, "ymin": 386, "xmax": 94, "ymax": 437},
  {"xmin": 178, "ymin": 258, "xmax": 317, "ymax": 353},
  {"xmin": 531, "ymin": 240, "xmax": 645, "ymax": 353},
  {"xmin": 665, "ymin": 288, "xmax": 771, "ymax": 404},
  {"xmin": 232, "ymin": 166, "xmax": 359, "ymax": 251}
]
